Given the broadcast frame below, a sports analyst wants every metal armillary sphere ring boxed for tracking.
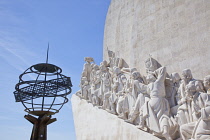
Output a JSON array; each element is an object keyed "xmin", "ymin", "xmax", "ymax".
[{"xmin": 13, "ymin": 46, "xmax": 72, "ymax": 140}]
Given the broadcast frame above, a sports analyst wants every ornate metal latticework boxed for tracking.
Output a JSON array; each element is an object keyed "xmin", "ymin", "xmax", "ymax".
[{"xmin": 14, "ymin": 63, "xmax": 72, "ymax": 116}]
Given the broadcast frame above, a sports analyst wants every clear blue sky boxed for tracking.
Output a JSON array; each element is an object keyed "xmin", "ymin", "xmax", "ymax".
[{"xmin": 0, "ymin": 0, "xmax": 111, "ymax": 139}]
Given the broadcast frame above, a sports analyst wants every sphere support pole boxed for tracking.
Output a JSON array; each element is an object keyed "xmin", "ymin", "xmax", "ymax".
[{"xmin": 25, "ymin": 114, "xmax": 56, "ymax": 140}]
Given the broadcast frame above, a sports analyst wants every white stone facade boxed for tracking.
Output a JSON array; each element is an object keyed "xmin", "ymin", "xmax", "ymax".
[
  {"xmin": 103, "ymin": 0, "xmax": 210, "ymax": 80},
  {"xmin": 71, "ymin": 95, "xmax": 160, "ymax": 140}
]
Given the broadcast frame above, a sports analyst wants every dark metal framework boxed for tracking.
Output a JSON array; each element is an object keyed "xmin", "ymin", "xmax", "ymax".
[
  {"xmin": 13, "ymin": 45, "xmax": 73, "ymax": 140},
  {"xmin": 13, "ymin": 63, "xmax": 72, "ymax": 140},
  {"xmin": 14, "ymin": 63, "xmax": 72, "ymax": 116}
]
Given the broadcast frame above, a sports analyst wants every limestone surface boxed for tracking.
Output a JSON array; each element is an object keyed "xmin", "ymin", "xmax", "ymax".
[
  {"xmin": 71, "ymin": 94, "xmax": 160, "ymax": 140},
  {"xmin": 103, "ymin": 0, "xmax": 210, "ymax": 80}
]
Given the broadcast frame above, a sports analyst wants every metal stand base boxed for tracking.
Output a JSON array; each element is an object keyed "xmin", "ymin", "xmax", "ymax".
[{"xmin": 25, "ymin": 114, "xmax": 56, "ymax": 140}]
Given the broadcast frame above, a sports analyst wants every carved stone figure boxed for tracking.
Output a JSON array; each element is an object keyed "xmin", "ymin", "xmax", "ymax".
[
  {"xmin": 170, "ymin": 73, "xmax": 182, "ymax": 106},
  {"xmin": 117, "ymin": 71, "xmax": 143, "ymax": 120},
  {"xmin": 82, "ymin": 57, "xmax": 94, "ymax": 82},
  {"xmin": 109, "ymin": 66, "xmax": 126, "ymax": 115},
  {"xmin": 80, "ymin": 77, "xmax": 90, "ymax": 100},
  {"xmin": 204, "ymin": 75, "xmax": 210, "ymax": 94},
  {"xmin": 145, "ymin": 57, "xmax": 159, "ymax": 74},
  {"xmin": 99, "ymin": 61, "xmax": 112, "ymax": 110},
  {"xmin": 127, "ymin": 71, "xmax": 144, "ymax": 109},
  {"xmin": 166, "ymin": 72, "xmax": 181, "ymax": 108},
  {"xmin": 80, "ymin": 57, "xmax": 94, "ymax": 100},
  {"xmin": 108, "ymin": 50, "xmax": 123, "ymax": 69},
  {"xmin": 176, "ymin": 69, "xmax": 195, "ymax": 125},
  {"xmin": 195, "ymin": 80, "xmax": 205, "ymax": 93},
  {"xmin": 180, "ymin": 80, "xmax": 210, "ymax": 140},
  {"xmin": 90, "ymin": 65, "xmax": 101, "ymax": 106},
  {"xmin": 165, "ymin": 72, "xmax": 181, "ymax": 116},
  {"xmin": 138, "ymin": 67, "xmax": 176, "ymax": 140},
  {"xmin": 125, "ymin": 73, "xmax": 152, "ymax": 124}
]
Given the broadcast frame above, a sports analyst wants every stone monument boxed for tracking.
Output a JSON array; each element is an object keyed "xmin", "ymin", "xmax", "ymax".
[
  {"xmin": 72, "ymin": 0, "xmax": 210, "ymax": 140},
  {"xmin": 103, "ymin": 0, "xmax": 210, "ymax": 79}
]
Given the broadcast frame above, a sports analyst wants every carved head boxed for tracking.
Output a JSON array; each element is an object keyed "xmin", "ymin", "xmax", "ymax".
[
  {"xmin": 80, "ymin": 77, "xmax": 88, "ymax": 85},
  {"xmin": 100, "ymin": 60, "xmax": 108, "ymax": 67},
  {"xmin": 108, "ymin": 50, "xmax": 115, "ymax": 58},
  {"xmin": 93, "ymin": 65, "xmax": 99, "ymax": 71},
  {"xmin": 84, "ymin": 57, "xmax": 94, "ymax": 63},
  {"xmin": 195, "ymin": 80, "xmax": 205, "ymax": 92},
  {"xmin": 185, "ymin": 81, "xmax": 196, "ymax": 98},
  {"xmin": 99, "ymin": 65, "xmax": 105, "ymax": 71},
  {"xmin": 203, "ymin": 75, "xmax": 210, "ymax": 90},
  {"xmin": 146, "ymin": 74, "xmax": 156, "ymax": 84},
  {"xmin": 171, "ymin": 72, "xmax": 181, "ymax": 83},
  {"xmin": 145, "ymin": 57, "xmax": 158, "ymax": 73},
  {"xmin": 181, "ymin": 69, "xmax": 193, "ymax": 82},
  {"xmin": 132, "ymin": 71, "xmax": 140, "ymax": 80},
  {"xmin": 100, "ymin": 61, "xmax": 108, "ymax": 71}
]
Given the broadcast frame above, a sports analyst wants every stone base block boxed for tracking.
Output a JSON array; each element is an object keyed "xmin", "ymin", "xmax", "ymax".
[{"xmin": 71, "ymin": 94, "xmax": 160, "ymax": 140}]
